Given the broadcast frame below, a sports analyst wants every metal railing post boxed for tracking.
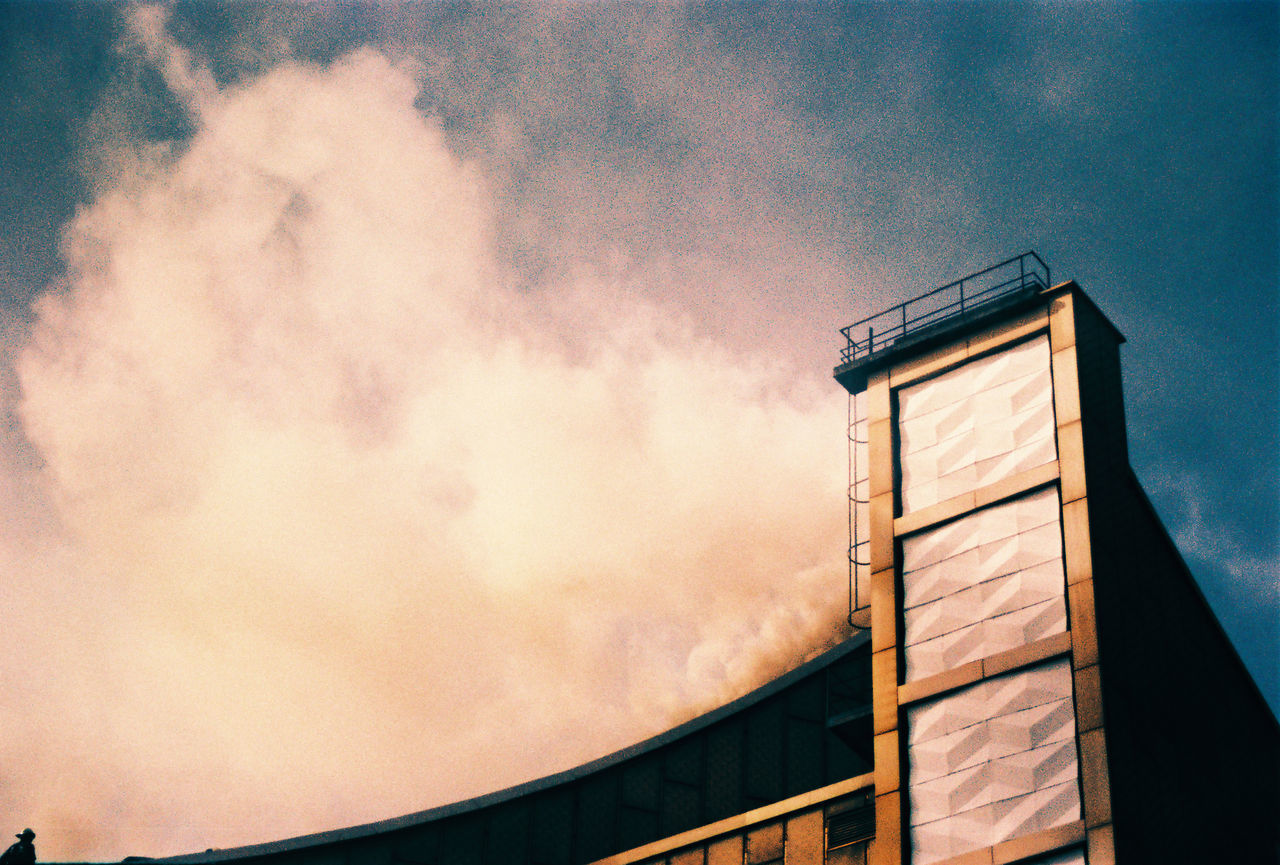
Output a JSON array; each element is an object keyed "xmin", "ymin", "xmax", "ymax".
[{"xmin": 838, "ymin": 252, "xmax": 1049, "ymax": 366}]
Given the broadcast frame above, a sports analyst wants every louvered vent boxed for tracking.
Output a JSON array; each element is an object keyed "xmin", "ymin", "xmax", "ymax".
[{"xmin": 827, "ymin": 803, "xmax": 875, "ymax": 850}]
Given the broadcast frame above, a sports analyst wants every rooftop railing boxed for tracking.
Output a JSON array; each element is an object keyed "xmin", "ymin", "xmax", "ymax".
[{"xmin": 839, "ymin": 252, "xmax": 1050, "ymax": 365}]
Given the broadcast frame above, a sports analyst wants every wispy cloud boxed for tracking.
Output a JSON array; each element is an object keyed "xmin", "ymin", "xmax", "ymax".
[{"xmin": 4, "ymin": 15, "xmax": 852, "ymax": 860}]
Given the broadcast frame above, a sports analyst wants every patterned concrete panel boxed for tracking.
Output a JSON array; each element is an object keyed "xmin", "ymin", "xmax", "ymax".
[
  {"xmin": 913, "ymin": 779, "xmax": 1082, "ymax": 865},
  {"xmin": 980, "ymin": 661, "xmax": 1075, "ymax": 721},
  {"xmin": 902, "ymin": 487, "xmax": 1058, "ymax": 579},
  {"xmin": 897, "ymin": 336, "xmax": 1049, "ymax": 419},
  {"xmin": 898, "ymin": 335, "xmax": 1056, "ymax": 512},
  {"xmin": 910, "ymin": 806, "xmax": 990, "ymax": 864},
  {"xmin": 908, "ymin": 660, "xmax": 1073, "ymax": 748},
  {"xmin": 988, "ymin": 778, "xmax": 1080, "ymax": 841},
  {"xmin": 910, "ymin": 761, "xmax": 992, "ymax": 826},
  {"xmin": 909, "ymin": 692, "xmax": 1076, "ymax": 787},
  {"xmin": 905, "ymin": 598, "xmax": 1066, "ymax": 680},
  {"xmin": 984, "ymin": 560, "xmax": 1064, "ymax": 615},
  {"xmin": 907, "ymin": 662, "xmax": 1081, "ymax": 865},
  {"xmin": 902, "ymin": 489, "xmax": 1066, "ymax": 680},
  {"xmin": 986, "ymin": 740, "xmax": 1078, "ymax": 800},
  {"xmin": 908, "ymin": 722, "xmax": 991, "ymax": 781},
  {"xmin": 983, "ymin": 598, "xmax": 1066, "ymax": 651},
  {"xmin": 904, "ymin": 567, "xmax": 1064, "ymax": 646},
  {"xmin": 987, "ymin": 696, "xmax": 1076, "ymax": 754}
]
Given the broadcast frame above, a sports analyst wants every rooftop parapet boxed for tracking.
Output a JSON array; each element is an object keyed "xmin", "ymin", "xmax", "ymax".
[{"xmin": 837, "ymin": 251, "xmax": 1051, "ymax": 372}]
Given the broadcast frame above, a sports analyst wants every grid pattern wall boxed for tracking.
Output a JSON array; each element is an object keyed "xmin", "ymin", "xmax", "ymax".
[
  {"xmin": 634, "ymin": 792, "xmax": 872, "ymax": 865},
  {"xmin": 897, "ymin": 335, "xmax": 1055, "ymax": 513},
  {"xmin": 900, "ymin": 488, "xmax": 1066, "ymax": 681},
  {"xmin": 906, "ymin": 661, "xmax": 1080, "ymax": 865}
]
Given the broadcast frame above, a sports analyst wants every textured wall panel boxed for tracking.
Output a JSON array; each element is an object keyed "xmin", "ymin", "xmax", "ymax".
[
  {"xmin": 901, "ymin": 488, "xmax": 1066, "ymax": 680},
  {"xmin": 898, "ymin": 335, "xmax": 1055, "ymax": 512},
  {"xmin": 907, "ymin": 661, "xmax": 1080, "ymax": 865}
]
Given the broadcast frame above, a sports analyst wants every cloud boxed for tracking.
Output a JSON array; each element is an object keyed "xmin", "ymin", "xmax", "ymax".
[
  {"xmin": 1143, "ymin": 467, "xmax": 1279, "ymax": 657},
  {"xmin": 124, "ymin": 4, "xmax": 222, "ymax": 121},
  {"xmin": 6, "ymin": 23, "xmax": 851, "ymax": 861}
]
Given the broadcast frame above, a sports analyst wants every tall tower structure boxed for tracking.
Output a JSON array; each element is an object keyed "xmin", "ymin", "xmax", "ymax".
[{"xmin": 834, "ymin": 253, "xmax": 1277, "ymax": 865}]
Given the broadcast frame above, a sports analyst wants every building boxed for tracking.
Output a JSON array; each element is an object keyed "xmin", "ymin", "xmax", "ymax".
[
  {"xmin": 89, "ymin": 254, "xmax": 1276, "ymax": 865},
  {"xmin": 832, "ymin": 253, "xmax": 1277, "ymax": 865}
]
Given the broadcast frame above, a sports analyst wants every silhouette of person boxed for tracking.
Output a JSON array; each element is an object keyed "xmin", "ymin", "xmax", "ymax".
[{"xmin": 0, "ymin": 829, "xmax": 35, "ymax": 865}]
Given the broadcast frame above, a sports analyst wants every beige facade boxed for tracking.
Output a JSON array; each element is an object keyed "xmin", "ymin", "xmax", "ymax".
[
  {"xmin": 839, "ymin": 283, "xmax": 1115, "ymax": 865},
  {"xmin": 590, "ymin": 776, "xmax": 873, "ymax": 865}
]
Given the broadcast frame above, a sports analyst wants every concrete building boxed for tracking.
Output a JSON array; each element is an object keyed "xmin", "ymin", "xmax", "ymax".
[
  {"xmin": 81, "ymin": 255, "xmax": 1276, "ymax": 865},
  {"xmin": 832, "ymin": 253, "xmax": 1277, "ymax": 865}
]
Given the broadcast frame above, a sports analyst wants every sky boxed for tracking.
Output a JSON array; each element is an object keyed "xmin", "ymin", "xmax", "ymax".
[{"xmin": 0, "ymin": 2, "xmax": 1275, "ymax": 861}]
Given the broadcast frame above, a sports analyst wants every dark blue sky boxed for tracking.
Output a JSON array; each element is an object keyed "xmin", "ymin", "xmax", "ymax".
[{"xmin": 0, "ymin": 2, "xmax": 1275, "ymax": 859}]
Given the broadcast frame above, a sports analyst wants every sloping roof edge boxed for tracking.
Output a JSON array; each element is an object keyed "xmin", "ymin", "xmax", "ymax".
[{"xmin": 141, "ymin": 631, "xmax": 871, "ymax": 863}]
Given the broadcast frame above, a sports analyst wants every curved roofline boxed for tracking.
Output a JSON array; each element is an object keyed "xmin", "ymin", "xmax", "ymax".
[{"xmin": 142, "ymin": 632, "xmax": 871, "ymax": 863}]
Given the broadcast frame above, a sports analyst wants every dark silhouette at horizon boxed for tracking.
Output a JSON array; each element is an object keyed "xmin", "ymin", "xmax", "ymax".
[{"xmin": 0, "ymin": 829, "xmax": 35, "ymax": 865}]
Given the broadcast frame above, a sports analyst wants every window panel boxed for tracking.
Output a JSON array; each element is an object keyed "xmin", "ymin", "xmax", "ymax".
[
  {"xmin": 906, "ymin": 661, "xmax": 1080, "ymax": 865},
  {"xmin": 901, "ymin": 488, "xmax": 1066, "ymax": 681},
  {"xmin": 897, "ymin": 336, "xmax": 1056, "ymax": 513}
]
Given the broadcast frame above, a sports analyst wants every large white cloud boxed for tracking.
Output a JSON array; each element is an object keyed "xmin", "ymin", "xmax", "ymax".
[{"xmin": 9, "ymin": 24, "xmax": 850, "ymax": 861}]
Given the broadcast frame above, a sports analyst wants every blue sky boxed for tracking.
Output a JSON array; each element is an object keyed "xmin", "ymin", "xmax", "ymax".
[{"xmin": 0, "ymin": 2, "xmax": 1274, "ymax": 859}]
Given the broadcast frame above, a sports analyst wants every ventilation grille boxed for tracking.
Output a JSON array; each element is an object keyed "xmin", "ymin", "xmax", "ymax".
[{"xmin": 827, "ymin": 803, "xmax": 875, "ymax": 850}]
